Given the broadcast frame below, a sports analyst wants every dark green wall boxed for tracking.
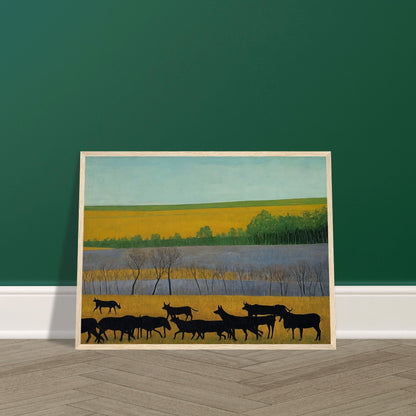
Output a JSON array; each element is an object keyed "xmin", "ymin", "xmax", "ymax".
[{"xmin": 1, "ymin": 1, "xmax": 415, "ymax": 285}]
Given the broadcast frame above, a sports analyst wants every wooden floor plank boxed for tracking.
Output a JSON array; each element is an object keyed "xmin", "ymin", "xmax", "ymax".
[
  {"xmin": 81, "ymin": 369, "xmax": 266, "ymax": 413},
  {"xmin": 244, "ymin": 376, "xmax": 416, "ymax": 416},
  {"xmin": 161, "ymin": 349, "xmax": 259, "ymax": 368},
  {"xmin": 25, "ymin": 406, "xmax": 95, "ymax": 416},
  {"xmin": 69, "ymin": 397, "xmax": 172, "ymax": 416},
  {"xmin": 94, "ymin": 353, "xmax": 261, "ymax": 382},
  {"xmin": 0, "ymin": 391, "xmax": 96, "ymax": 416},
  {"xmin": 376, "ymin": 406, "xmax": 416, "ymax": 416},
  {"xmin": 84, "ymin": 358, "xmax": 261, "ymax": 396},
  {"xmin": 241, "ymin": 350, "xmax": 405, "ymax": 388},
  {"xmin": 0, "ymin": 352, "xmax": 105, "ymax": 378},
  {"xmin": 247, "ymin": 361, "xmax": 411, "ymax": 404},
  {"xmin": 1, "ymin": 340, "xmax": 415, "ymax": 416},
  {"xmin": 80, "ymin": 381, "xmax": 240, "ymax": 416},
  {"xmin": 0, "ymin": 363, "xmax": 99, "ymax": 390},
  {"xmin": 306, "ymin": 390, "xmax": 416, "ymax": 416},
  {"xmin": 241, "ymin": 341, "xmax": 401, "ymax": 374},
  {"xmin": 396, "ymin": 369, "xmax": 416, "ymax": 380},
  {"xmin": 0, "ymin": 377, "xmax": 99, "ymax": 406}
]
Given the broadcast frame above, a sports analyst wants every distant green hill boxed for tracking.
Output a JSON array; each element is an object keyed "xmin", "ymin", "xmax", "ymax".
[{"xmin": 85, "ymin": 197, "xmax": 327, "ymax": 211}]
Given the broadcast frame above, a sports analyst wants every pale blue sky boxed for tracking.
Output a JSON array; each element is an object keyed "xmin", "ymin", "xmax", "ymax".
[{"xmin": 84, "ymin": 156, "xmax": 327, "ymax": 205}]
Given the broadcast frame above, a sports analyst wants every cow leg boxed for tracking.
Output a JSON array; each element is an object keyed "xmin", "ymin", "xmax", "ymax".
[
  {"xmin": 93, "ymin": 331, "xmax": 103, "ymax": 343},
  {"xmin": 174, "ymin": 331, "xmax": 180, "ymax": 339},
  {"xmin": 315, "ymin": 325, "xmax": 321, "ymax": 341},
  {"xmin": 292, "ymin": 328, "xmax": 295, "ymax": 339},
  {"xmin": 86, "ymin": 331, "xmax": 91, "ymax": 343},
  {"xmin": 163, "ymin": 327, "xmax": 166, "ymax": 338},
  {"xmin": 299, "ymin": 328, "xmax": 303, "ymax": 340},
  {"xmin": 153, "ymin": 329, "xmax": 162, "ymax": 338},
  {"xmin": 243, "ymin": 329, "xmax": 248, "ymax": 341},
  {"xmin": 182, "ymin": 332, "xmax": 185, "ymax": 340}
]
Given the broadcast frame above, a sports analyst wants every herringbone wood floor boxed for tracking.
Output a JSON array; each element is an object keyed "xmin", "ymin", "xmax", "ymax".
[{"xmin": 0, "ymin": 340, "xmax": 415, "ymax": 415}]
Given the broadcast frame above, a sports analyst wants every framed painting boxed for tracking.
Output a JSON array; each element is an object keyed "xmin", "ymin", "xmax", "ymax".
[{"xmin": 76, "ymin": 151, "xmax": 335, "ymax": 349}]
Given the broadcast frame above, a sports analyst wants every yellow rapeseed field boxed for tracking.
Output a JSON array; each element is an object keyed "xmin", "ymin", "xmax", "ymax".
[
  {"xmin": 83, "ymin": 204, "xmax": 326, "ymax": 241},
  {"xmin": 81, "ymin": 294, "xmax": 331, "ymax": 345},
  {"xmin": 83, "ymin": 268, "xmax": 247, "ymax": 282}
]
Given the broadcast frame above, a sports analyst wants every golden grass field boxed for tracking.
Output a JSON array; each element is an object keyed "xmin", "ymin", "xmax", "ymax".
[
  {"xmin": 83, "ymin": 268, "xmax": 253, "ymax": 282},
  {"xmin": 81, "ymin": 295, "xmax": 331, "ymax": 345},
  {"xmin": 83, "ymin": 204, "xmax": 326, "ymax": 241}
]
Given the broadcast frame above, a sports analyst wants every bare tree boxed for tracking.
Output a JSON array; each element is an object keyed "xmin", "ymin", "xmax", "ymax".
[
  {"xmin": 188, "ymin": 264, "xmax": 202, "ymax": 295},
  {"xmin": 214, "ymin": 265, "xmax": 228, "ymax": 295},
  {"xmin": 82, "ymin": 270, "xmax": 93, "ymax": 295},
  {"xmin": 210, "ymin": 267, "xmax": 216, "ymax": 294},
  {"xmin": 100, "ymin": 263, "xmax": 119, "ymax": 295},
  {"xmin": 150, "ymin": 247, "xmax": 182, "ymax": 295},
  {"xmin": 165, "ymin": 247, "xmax": 182, "ymax": 295},
  {"xmin": 290, "ymin": 262, "xmax": 310, "ymax": 296},
  {"xmin": 150, "ymin": 249, "xmax": 167, "ymax": 295},
  {"xmin": 310, "ymin": 262, "xmax": 327, "ymax": 296},
  {"xmin": 260, "ymin": 266, "xmax": 274, "ymax": 296},
  {"xmin": 260, "ymin": 265, "xmax": 291, "ymax": 296},
  {"xmin": 99, "ymin": 264, "xmax": 111, "ymax": 295},
  {"xmin": 234, "ymin": 266, "xmax": 247, "ymax": 296},
  {"xmin": 198, "ymin": 267, "xmax": 210, "ymax": 294},
  {"xmin": 273, "ymin": 265, "xmax": 291, "ymax": 296},
  {"xmin": 126, "ymin": 249, "xmax": 148, "ymax": 295}
]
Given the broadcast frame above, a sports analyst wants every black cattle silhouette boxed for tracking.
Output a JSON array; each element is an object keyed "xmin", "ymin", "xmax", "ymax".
[
  {"xmin": 214, "ymin": 305, "xmax": 262, "ymax": 341},
  {"xmin": 241, "ymin": 303, "xmax": 277, "ymax": 338},
  {"xmin": 242, "ymin": 302, "xmax": 280, "ymax": 317},
  {"xmin": 81, "ymin": 318, "xmax": 103, "ymax": 343},
  {"xmin": 93, "ymin": 298, "xmax": 121, "ymax": 314},
  {"xmin": 170, "ymin": 316, "xmax": 202, "ymax": 340},
  {"xmin": 189, "ymin": 319, "xmax": 233, "ymax": 340},
  {"xmin": 140, "ymin": 316, "xmax": 171, "ymax": 339},
  {"xmin": 274, "ymin": 305, "xmax": 321, "ymax": 341},
  {"xmin": 97, "ymin": 316, "xmax": 139, "ymax": 342},
  {"xmin": 162, "ymin": 302, "xmax": 197, "ymax": 320}
]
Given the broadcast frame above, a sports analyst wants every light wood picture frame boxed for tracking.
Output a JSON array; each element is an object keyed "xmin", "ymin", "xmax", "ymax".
[{"xmin": 76, "ymin": 151, "xmax": 335, "ymax": 349}]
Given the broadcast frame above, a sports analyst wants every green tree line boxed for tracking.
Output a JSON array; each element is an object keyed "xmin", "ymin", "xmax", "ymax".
[{"xmin": 84, "ymin": 207, "xmax": 328, "ymax": 249}]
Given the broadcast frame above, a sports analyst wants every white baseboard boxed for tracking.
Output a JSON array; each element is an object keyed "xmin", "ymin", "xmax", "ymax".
[{"xmin": 0, "ymin": 286, "xmax": 415, "ymax": 339}]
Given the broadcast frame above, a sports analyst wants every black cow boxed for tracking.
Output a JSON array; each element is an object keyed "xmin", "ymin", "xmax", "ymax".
[
  {"xmin": 140, "ymin": 316, "xmax": 171, "ymax": 339},
  {"xmin": 170, "ymin": 317, "xmax": 202, "ymax": 340},
  {"xmin": 93, "ymin": 298, "xmax": 121, "ymax": 314},
  {"xmin": 213, "ymin": 306, "xmax": 262, "ymax": 341},
  {"xmin": 242, "ymin": 302, "xmax": 280, "ymax": 317},
  {"xmin": 274, "ymin": 305, "xmax": 321, "ymax": 341},
  {"xmin": 190, "ymin": 320, "xmax": 233, "ymax": 340},
  {"xmin": 162, "ymin": 302, "xmax": 197, "ymax": 320},
  {"xmin": 81, "ymin": 318, "xmax": 104, "ymax": 343},
  {"xmin": 97, "ymin": 316, "xmax": 139, "ymax": 342}
]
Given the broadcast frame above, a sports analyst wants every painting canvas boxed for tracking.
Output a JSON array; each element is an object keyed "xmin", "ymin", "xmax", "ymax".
[{"xmin": 76, "ymin": 151, "xmax": 335, "ymax": 349}]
